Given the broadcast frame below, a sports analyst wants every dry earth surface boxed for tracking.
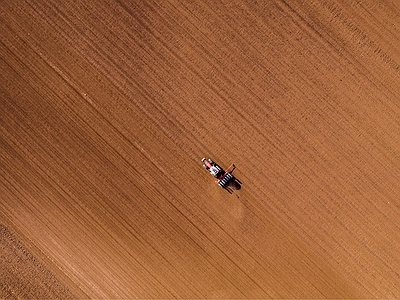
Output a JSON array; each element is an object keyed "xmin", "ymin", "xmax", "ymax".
[{"xmin": 1, "ymin": 0, "xmax": 400, "ymax": 298}]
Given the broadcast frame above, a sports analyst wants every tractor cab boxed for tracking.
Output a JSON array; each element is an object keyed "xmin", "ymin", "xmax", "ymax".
[{"xmin": 209, "ymin": 165, "xmax": 224, "ymax": 178}]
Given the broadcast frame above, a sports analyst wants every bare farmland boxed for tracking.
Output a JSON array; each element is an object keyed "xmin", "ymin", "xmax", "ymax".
[{"xmin": 1, "ymin": 0, "xmax": 399, "ymax": 298}]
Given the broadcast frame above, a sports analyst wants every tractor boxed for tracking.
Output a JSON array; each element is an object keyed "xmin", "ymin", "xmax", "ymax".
[{"xmin": 201, "ymin": 158, "xmax": 237, "ymax": 192}]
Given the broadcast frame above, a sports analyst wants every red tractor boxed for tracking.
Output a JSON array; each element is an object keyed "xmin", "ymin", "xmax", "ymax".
[{"xmin": 202, "ymin": 158, "xmax": 237, "ymax": 191}]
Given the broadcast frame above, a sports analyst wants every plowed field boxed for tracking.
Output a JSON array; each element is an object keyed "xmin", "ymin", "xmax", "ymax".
[{"xmin": 1, "ymin": 0, "xmax": 399, "ymax": 298}]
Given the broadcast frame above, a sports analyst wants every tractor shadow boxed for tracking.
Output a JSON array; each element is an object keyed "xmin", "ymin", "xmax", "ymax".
[{"xmin": 225, "ymin": 176, "xmax": 242, "ymax": 194}]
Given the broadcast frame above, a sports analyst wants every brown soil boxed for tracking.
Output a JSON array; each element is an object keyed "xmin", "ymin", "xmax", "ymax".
[
  {"xmin": 0, "ymin": 225, "xmax": 79, "ymax": 299},
  {"xmin": 1, "ymin": 0, "xmax": 399, "ymax": 298}
]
